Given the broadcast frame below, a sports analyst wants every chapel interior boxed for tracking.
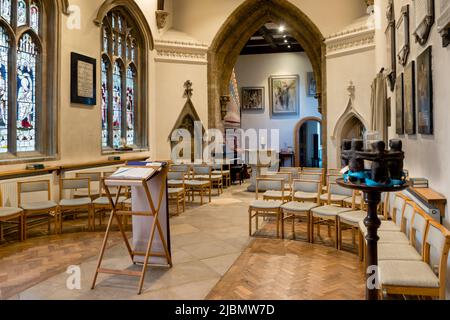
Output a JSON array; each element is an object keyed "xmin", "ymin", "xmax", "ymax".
[{"xmin": 0, "ymin": 0, "xmax": 450, "ymax": 301}]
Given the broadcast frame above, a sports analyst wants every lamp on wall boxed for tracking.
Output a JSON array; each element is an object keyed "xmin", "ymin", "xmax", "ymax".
[{"xmin": 220, "ymin": 96, "xmax": 230, "ymax": 120}]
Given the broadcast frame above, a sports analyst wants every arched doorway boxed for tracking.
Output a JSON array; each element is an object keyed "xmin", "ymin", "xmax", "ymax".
[
  {"xmin": 294, "ymin": 117, "xmax": 322, "ymax": 167},
  {"xmin": 208, "ymin": 0, "xmax": 327, "ymax": 169}
]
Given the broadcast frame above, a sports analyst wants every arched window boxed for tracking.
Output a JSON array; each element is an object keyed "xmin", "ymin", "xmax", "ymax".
[
  {"xmin": 101, "ymin": 9, "xmax": 143, "ymax": 150},
  {"xmin": 0, "ymin": 0, "xmax": 58, "ymax": 160}
]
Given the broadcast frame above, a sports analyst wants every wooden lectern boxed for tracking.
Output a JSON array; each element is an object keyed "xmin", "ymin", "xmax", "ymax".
[{"xmin": 91, "ymin": 162, "xmax": 172, "ymax": 295}]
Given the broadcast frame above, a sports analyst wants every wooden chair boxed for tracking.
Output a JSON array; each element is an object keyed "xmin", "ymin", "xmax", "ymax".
[
  {"xmin": 0, "ymin": 191, "xmax": 23, "ymax": 242},
  {"xmin": 319, "ymin": 182, "xmax": 353, "ymax": 206},
  {"xmin": 379, "ymin": 219, "xmax": 450, "ymax": 300},
  {"xmin": 185, "ymin": 167, "xmax": 211, "ymax": 205},
  {"xmin": 18, "ymin": 180, "xmax": 59, "ymax": 239},
  {"xmin": 213, "ymin": 163, "xmax": 231, "ymax": 187},
  {"xmin": 280, "ymin": 167, "xmax": 301, "ymax": 180},
  {"xmin": 261, "ymin": 173, "xmax": 292, "ymax": 202},
  {"xmin": 282, "ymin": 180, "xmax": 321, "ymax": 241},
  {"xmin": 58, "ymin": 178, "xmax": 94, "ymax": 232},
  {"xmin": 292, "ymin": 179, "xmax": 321, "ymax": 203},
  {"xmin": 298, "ymin": 172, "xmax": 322, "ymax": 183},
  {"xmin": 321, "ymin": 174, "xmax": 340, "ymax": 194},
  {"xmin": 193, "ymin": 164, "xmax": 222, "ymax": 196},
  {"xmin": 75, "ymin": 172, "xmax": 102, "ymax": 200},
  {"xmin": 249, "ymin": 178, "xmax": 284, "ymax": 238},
  {"xmin": 167, "ymin": 171, "xmax": 186, "ymax": 215}
]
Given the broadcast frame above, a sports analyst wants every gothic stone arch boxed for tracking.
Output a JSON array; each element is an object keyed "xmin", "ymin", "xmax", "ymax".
[{"xmin": 208, "ymin": 0, "xmax": 327, "ymax": 169}]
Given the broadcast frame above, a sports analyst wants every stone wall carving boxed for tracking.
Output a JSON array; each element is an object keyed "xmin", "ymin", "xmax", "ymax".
[{"xmin": 154, "ymin": 39, "xmax": 208, "ymax": 64}]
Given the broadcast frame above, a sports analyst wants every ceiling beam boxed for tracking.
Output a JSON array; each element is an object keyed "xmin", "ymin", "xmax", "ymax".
[{"xmin": 258, "ymin": 26, "xmax": 278, "ymax": 49}]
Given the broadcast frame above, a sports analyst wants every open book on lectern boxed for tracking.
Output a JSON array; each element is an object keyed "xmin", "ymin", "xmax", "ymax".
[{"xmin": 109, "ymin": 162, "xmax": 165, "ymax": 181}]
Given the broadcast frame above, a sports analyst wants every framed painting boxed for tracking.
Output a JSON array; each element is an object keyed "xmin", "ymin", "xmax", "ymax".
[
  {"xmin": 386, "ymin": 0, "xmax": 397, "ymax": 91},
  {"xmin": 269, "ymin": 75, "xmax": 300, "ymax": 117},
  {"xmin": 404, "ymin": 61, "xmax": 416, "ymax": 135},
  {"xmin": 396, "ymin": 73, "xmax": 404, "ymax": 135},
  {"xmin": 417, "ymin": 46, "xmax": 433, "ymax": 135},
  {"xmin": 396, "ymin": 5, "xmax": 410, "ymax": 66},
  {"xmin": 241, "ymin": 87, "xmax": 264, "ymax": 111},
  {"xmin": 307, "ymin": 72, "xmax": 316, "ymax": 97},
  {"xmin": 71, "ymin": 53, "xmax": 97, "ymax": 105}
]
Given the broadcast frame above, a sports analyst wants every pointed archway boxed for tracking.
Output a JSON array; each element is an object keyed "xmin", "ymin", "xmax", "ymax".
[{"xmin": 208, "ymin": 0, "xmax": 327, "ymax": 168}]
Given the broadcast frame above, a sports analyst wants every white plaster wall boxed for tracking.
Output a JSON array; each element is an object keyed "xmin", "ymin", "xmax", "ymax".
[
  {"xmin": 172, "ymin": 0, "xmax": 367, "ymax": 44},
  {"xmin": 235, "ymin": 52, "xmax": 320, "ymax": 149},
  {"xmin": 326, "ymin": 48, "xmax": 376, "ymax": 167}
]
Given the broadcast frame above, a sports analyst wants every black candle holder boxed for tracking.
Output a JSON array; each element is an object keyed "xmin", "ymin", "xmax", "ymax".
[{"xmin": 338, "ymin": 138, "xmax": 409, "ymax": 300}]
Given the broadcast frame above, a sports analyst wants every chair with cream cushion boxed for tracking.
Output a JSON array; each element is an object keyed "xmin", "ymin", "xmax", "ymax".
[
  {"xmin": 249, "ymin": 178, "xmax": 284, "ymax": 238},
  {"xmin": 280, "ymin": 167, "xmax": 301, "ymax": 180},
  {"xmin": 282, "ymin": 179, "xmax": 321, "ymax": 241},
  {"xmin": 0, "ymin": 190, "xmax": 23, "ymax": 242},
  {"xmin": 292, "ymin": 179, "xmax": 321, "ymax": 203},
  {"xmin": 58, "ymin": 178, "xmax": 94, "ymax": 232},
  {"xmin": 311, "ymin": 204, "xmax": 352, "ymax": 248},
  {"xmin": 378, "ymin": 205, "xmax": 431, "ymax": 262},
  {"xmin": 193, "ymin": 164, "xmax": 222, "ymax": 196},
  {"xmin": 74, "ymin": 172, "xmax": 102, "ymax": 200},
  {"xmin": 18, "ymin": 180, "xmax": 59, "ymax": 239},
  {"xmin": 213, "ymin": 163, "xmax": 231, "ymax": 187},
  {"xmin": 320, "ymin": 182, "xmax": 353, "ymax": 206},
  {"xmin": 167, "ymin": 171, "xmax": 186, "ymax": 215},
  {"xmin": 261, "ymin": 173, "xmax": 291, "ymax": 202},
  {"xmin": 320, "ymin": 174, "xmax": 342, "ymax": 199},
  {"xmin": 379, "ymin": 220, "xmax": 450, "ymax": 300}
]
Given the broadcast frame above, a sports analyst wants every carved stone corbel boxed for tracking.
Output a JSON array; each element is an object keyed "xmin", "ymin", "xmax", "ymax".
[{"xmin": 156, "ymin": 10, "xmax": 169, "ymax": 29}]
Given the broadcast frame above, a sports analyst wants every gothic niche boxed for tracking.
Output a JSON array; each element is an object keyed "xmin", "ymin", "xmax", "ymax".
[{"xmin": 169, "ymin": 81, "xmax": 205, "ymax": 162}]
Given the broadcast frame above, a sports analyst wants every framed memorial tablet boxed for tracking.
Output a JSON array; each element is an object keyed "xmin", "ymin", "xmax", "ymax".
[
  {"xmin": 396, "ymin": 5, "xmax": 410, "ymax": 66},
  {"xmin": 71, "ymin": 52, "xmax": 97, "ymax": 105}
]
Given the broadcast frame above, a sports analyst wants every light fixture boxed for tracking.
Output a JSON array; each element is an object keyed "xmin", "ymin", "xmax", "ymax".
[
  {"xmin": 279, "ymin": 25, "xmax": 285, "ymax": 33},
  {"xmin": 284, "ymin": 39, "xmax": 288, "ymax": 43},
  {"xmin": 288, "ymin": 45, "xmax": 291, "ymax": 48},
  {"xmin": 283, "ymin": 35, "xmax": 287, "ymax": 38}
]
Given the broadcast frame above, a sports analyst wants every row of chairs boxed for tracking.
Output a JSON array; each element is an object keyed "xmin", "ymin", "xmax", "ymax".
[
  {"xmin": 0, "ymin": 170, "xmax": 129, "ymax": 242},
  {"xmin": 248, "ymin": 174, "xmax": 450, "ymax": 299},
  {"xmin": 167, "ymin": 164, "xmax": 232, "ymax": 215}
]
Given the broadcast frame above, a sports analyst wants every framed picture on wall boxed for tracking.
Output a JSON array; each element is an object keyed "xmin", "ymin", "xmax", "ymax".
[
  {"xmin": 404, "ymin": 61, "xmax": 416, "ymax": 135},
  {"xmin": 241, "ymin": 87, "xmax": 265, "ymax": 111},
  {"xmin": 70, "ymin": 52, "xmax": 97, "ymax": 105},
  {"xmin": 395, "ymin": 73, "xmax": 404, "ymax": 135},
  {"xmin": 417, "ymin": 46, "xmax": 433, "ymax": 135},
  {"xmin": 385, "ymin": 0, "xmax": 397, "ymax": 91},
  {"xmin": 269, "ymin": 75, "xmax": 300, "ymax": 117},
  {"xmin": 306, "ymin": 72, "xmax": 316, "ymax": 97},
  {"xmin": 412, "ymin": 0, "xmax": 435, "ymax": 45}
]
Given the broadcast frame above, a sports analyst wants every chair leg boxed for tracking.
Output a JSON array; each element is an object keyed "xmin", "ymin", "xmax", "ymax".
[
  {"xmin": 311, "ymin": 216, "xmax": 315, "ymax": 244},
  {"xmin": 292, "ymin": 215, "xmax": 295, "ymax": 240},
  {"xmin": 0, "ymin": 221, "xmax": 3, "ymax": 242},
  {"xmin": 249, "ymin": 209, "xmax": 252, "ymax": 236},
  {"xmin": 335, "ymin": 217, "xmax": 339, "ymax": 249}
]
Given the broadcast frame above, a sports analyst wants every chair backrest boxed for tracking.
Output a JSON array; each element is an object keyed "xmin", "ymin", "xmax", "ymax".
[
  {"xmin": 302, "ymin": 167, "xmax": 324, "ymax": 174},
  {"xmin": 401, "ymin": 201, "xmax": 415, "ymax": 235},
  {"xmin": 391, "ymin": 193, "xmax": 408, "ymax": 226},
  {"xmin": 299, "ymin": 173, "xmax": 322, "ymax": 182},
  {"xmin": 292, "ymin": 179, "xmax": 320, "ymax": 193},
  {"xmin": 328, "ymin": 182, "xmax": 353, "ymax": 198},
  {"xmin": 280, "ymin": 167, "xmax": 301, "ymax": 179},
  {"xmin": 327, "ymin": 174, "xmax": 340, "ymax": 185},
  {"xmin": 423, "ymin": 220, "xmax": 450, "ymax": 298},
  {"xmin": 168, "ymin": 171, "xmax": 185, "ymax": 181},
  {"xmin": 410, "ymin": 205, "xmax": 431, "ymax": 254},
  {"xmin": 328, "ymin": 168, "xmax": 341, "ymax": 175},
  {"xmin": 17, "ymin": 180, "xmax": 51, "ymax": 205},
  {"xmin": 274, "ymin": 172, "xmax": 292, "ymax": 184},
  {"xmin": 60, "ymin": 178, "xmax": 90, "ymax": 198},
  {"xmin": 171, "ymin": 164, "xmax": 190, "ymax": 173},
  {"xmin": 76, "ymin": 172, "xmax": 101, "ymax": 182},
  {"xmin": 193, "ymin": 165, "xmax": 212, "ymax": 176},
  {"xmin": 256, "ymin": 178, "xmax": 284, "ymax": 199}
]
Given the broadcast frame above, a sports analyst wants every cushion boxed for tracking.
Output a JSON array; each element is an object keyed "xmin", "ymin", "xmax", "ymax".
[
  {"xmin": 168, "ymin": 188, "xmax": 184, "ymax": 194},
  {"xmin": 168, "ymin": 180, "xmax": 184, "ymax": 186},
  {"xmin": 378, "ymin": 244, "xmax": 422, "ymax": 261},
  {"xmin": 185, "ymin": 180, "xmax": 210, "ymax": 187},
  {"xmin": 294, "ymin": 191, "xmax": 318, "ymax": 200},
  {"xmin": 311, "ymin": 205, "xmax": 351, "ymax": 218},
  {"xmin": 359, "ymin": 220, "xmax": 400, "ymax": 234},
  {"xmin": 339, "ymin": 210, "xmax": 367, "ymax": 226},
  {"xmin": 263, "ymin": 191, "xmax": 291, "ymax": 198},
  {"xmin": 0, "ymin": 207, "xmax": 22, "ymax": 218},
  {"xmin": 74, "ymin": 189, "xmax": 98, "ymax": 197},
  {"xmin": 282, "ymin": 201, "xmax": 318, "ymax": 212},
  {"xmin": 121, "ymin": 198, "xmax": 132, "ymax": 205},
  {"xmin": 93, "ymin": 196, "xmax": 127, "ymax": 205},
  {"xmin": 379, "ymin": 260, "xmax": 439, "ymax": 288},
  {"xmin": 193, "ymin": 175, "xmax": 222, "ymax": 180},
  {"xmin": 320, "ymin": 193, "xmax": 351, "ymax": 202},
  {"xmin": 250, "ymin": 200, "xmax": 283, "ymax": 209},
  {"xmin": 59, "ymin": 198, "xmax": 91, "ymax": 207},
  {"xmin": 375, "ymin": 231, "xmax": 409, "ymax": 244},
  {"xmin": 21, "ymin": 201, "xmax": 58, "ymax": 211}
]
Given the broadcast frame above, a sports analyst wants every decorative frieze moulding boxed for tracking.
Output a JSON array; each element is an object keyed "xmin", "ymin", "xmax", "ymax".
[
  {"xmin": 154, "ymin": 39, "xmax": 209, "ymax": 64},
  {"xmin": 325, "ymin": 19, "xmax": 375, "ymax": 58}
]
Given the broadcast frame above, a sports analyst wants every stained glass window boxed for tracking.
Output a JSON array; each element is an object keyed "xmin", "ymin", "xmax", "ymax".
[
  {"xmin": 17, "ymin": 0, "xmax": 26, "ymax": 26},
  {"xmin": 126, "ymin": 66, "xmax": 135, "ymax": 146},
  {"xmin": 112, "ymin": 62, "xmax": 122, "ymax": 149},
  {"xmin": 0, "ymin": 27, "xmax": 9, "ymax": 153},
  {"xmin": 101, "ymin": 58, "xmax": 109, "ymax": 147},
  {"xmin": 101, "ymin": 9, "xmax": 142, "ymax": 150},
  {"xmin": 17, "ymin": 33, "xmax": 38, "ymax": 152},
  {"xmin": 30, "ymin": 1, "xmax": 39, "ymax": 33},
  {"xmin": 1, "ymin": 0, "xmax": 11, "ymax": 23}
]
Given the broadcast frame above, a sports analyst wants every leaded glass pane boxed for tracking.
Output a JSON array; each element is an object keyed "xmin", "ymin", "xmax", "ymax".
[
  {"xmin": 112, "ymin": 62, "xmax": 122, "ymax": 149},
  {"xmin": 1, "ymin": 0, "xmax": 11, "ymax": 23},
  {"xmin": 30, "ymin": 1, "xmax": 40, "ymax": 33},
  {"xmin": 101, "ymin": 59, "xmax": 109, "ymax": 148},
  {"xmin": 126, "ymin": 66, "xmax": 135, "ymax": 146},
  {"xmin": 17, "ymin": 0, "xmax": 27, "ymax": 27},
  {"xmin": 17, "ymin": 33, "xmax": 38, "ymax": 152},
  {"xmin": 118, "ymin": 36, "xmax": 123, "ymax": 58},
  {"xmin": 103, "ymin": 28, "xmax": 108, "ymax": 52},
  {"xmin": 0, "ymin": 27, "xmax": 8, "ymax": 153}
]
